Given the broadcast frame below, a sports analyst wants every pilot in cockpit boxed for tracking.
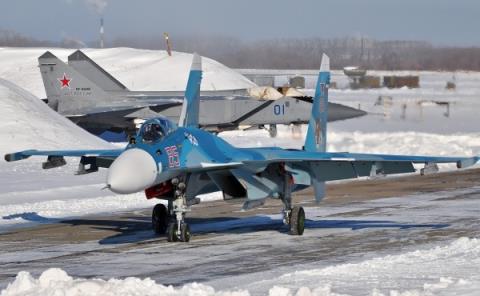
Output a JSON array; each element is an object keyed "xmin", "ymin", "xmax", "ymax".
[
  {"xmin": 142, "ymin": 123, "xmax": 164, "ymax": 143},
  {"xmin": 139, "ymin": 117, "xmax": 177, "ymax": 144}
]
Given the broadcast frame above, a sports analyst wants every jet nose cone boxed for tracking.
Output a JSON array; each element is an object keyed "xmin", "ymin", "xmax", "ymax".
[{"xmin": 107, "ymin": 148, "xmax": 158, "ymax": 194}]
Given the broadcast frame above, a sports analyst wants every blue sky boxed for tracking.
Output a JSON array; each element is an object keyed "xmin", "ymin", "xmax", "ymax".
[{"xmin": 1, "ymin": 0, "xmax": 479, "ymax": 45}]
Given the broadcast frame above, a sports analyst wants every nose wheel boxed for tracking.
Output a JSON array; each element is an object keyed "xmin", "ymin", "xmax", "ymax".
[
  {"xmin": 167, "ymin": 222, "xmax": 191, "ymax": 242},
  {"xmin": 165, "ymin": 177, "xmax": 191, "ymax": 242}
]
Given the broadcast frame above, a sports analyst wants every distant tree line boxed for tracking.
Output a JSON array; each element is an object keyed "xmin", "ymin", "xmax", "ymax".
[
  {"xmin": 2, "ymin": 29, "xmax": 480, "ymax": 71},
  {"xmin": 0, "ymin": 29, "xmax": 55, "ymax": 47},
  {"xmin": 124, "ymin": 35, "xmax": 480, "ymax": 71}
]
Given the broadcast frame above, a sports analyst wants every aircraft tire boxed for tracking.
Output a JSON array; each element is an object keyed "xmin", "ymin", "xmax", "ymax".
[
  {"xmin": 289, "ymin": 206, "xmax": 305, "ymax": 235},
  {"xmin": 152, "ymin": 204, "xmax": 169, "ymax": 234},
  {"xmin": 180, "ymin": 223, "xmax": 191, "ymax": 242},
  {"xmin": 167, "ymin": 222, "xmax": 178, "ymax": 242}
]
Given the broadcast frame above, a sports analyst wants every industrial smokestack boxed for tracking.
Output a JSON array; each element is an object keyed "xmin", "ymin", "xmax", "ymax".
[
  {"xmin": 164, "ymin": 32, "xmax": 172, "ymax": 56},
  {"xmin": 100, "ymin": 17, "xmax": 105, "ymax": 48}
]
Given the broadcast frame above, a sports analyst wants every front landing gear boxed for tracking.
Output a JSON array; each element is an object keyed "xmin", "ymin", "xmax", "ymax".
[
  {"xmin": 167, "ymin": 222, "xmax": 191, "ymax": 242},
  {"xmin": 166, "ymin": 178, "xmax": 191, "ymax": 242}
]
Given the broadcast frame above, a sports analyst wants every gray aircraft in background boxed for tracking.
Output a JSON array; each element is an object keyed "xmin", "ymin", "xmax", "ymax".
[{"xmin": 38, "ymin": 50, "xmax": 365, "ymax": 137}]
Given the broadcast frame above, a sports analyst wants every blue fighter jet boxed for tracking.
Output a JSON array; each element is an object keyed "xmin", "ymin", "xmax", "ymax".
[{"xmin": 5, "ymin": 53, "xmax": 478, "ymax": 242}]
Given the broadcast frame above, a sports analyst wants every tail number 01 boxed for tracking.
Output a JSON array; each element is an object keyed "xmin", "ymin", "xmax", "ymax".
[{"xmin": 273, "ymin": 104, "xmax": 285, "ymax": 115}]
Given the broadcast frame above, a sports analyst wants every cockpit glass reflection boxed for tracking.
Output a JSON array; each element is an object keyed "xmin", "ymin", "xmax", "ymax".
[
  {"xmin": 140, "ymin": 117, "xmax": 177, "ymax": 144},
  {"xmin": 142, "ymin": 123, "xmax": 164, "ymax": 143}
]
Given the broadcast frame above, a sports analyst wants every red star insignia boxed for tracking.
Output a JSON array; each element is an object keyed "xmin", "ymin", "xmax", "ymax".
[{"xmin": 58, "ymin": 73, "xmax": 72, "ymax": 88}]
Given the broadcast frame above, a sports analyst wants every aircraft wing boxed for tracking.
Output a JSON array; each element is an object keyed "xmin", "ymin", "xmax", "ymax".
[
  {"xmin": 5, "ymin": 149, "xmax": 124, "ymax": 172},
  {"xmin": 167, "ymin": 149, "xmax": 477, "ymax": 178},
  {"xmin": 5, "ymin": 149, "xmax": 123, "ymax": 161},
  {"xmin": 64, "ymin": 100, "xmax": 182, "ymax": 118},
  {"xmin": 240, "ymin": 149, "xmax": 478, "ymax": 180},
  {"xmin": 244, "ymin": 149, "xmax": 477, "ymax": 165}
]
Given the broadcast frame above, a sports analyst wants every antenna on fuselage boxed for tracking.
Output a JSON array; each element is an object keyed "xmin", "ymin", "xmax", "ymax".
[{"xmin": 178, "ymin": 53, "xmax": 202, "ymax": 128}]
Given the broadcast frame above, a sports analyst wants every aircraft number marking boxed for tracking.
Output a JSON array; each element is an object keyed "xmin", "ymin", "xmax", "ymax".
[
  {"xmin": 165, "ymin": 146, "xmax": 180, "ymax": 168},
  {"xmin": 273, "ymin": 104, "xmax": 285, "ymax": 116}
]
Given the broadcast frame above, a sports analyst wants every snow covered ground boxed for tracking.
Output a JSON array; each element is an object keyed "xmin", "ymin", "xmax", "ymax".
[
  {"xmin": 4, "ymin": 237, "xmax": 480, "ymax": 296},
  {"xmin": 1, "ymin": 186, "xmax": 479, "ymax": 295},
  {"xmin": 0, "ymin": 78, "xmax": 110, "ymax": 155}
]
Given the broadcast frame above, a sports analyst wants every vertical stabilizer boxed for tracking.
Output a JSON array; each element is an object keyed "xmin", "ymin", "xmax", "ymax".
[
  {"xmin": 38, "ymin": 51, "xmax": 110, "ymax": 114},
  {"xmin": 304, "ymin": 53, "xmax": 330, "ymax": 152},
  {"xmin": 179, "ymin": 53, "xmax": 202, "ymax": 128},
  {"xmin": 68, "ymin": 50, "xmax": 128, "ymax": 92},
  {"xmin": 305, "ymin": 54, "xmax": 330, "ymax": 203}
]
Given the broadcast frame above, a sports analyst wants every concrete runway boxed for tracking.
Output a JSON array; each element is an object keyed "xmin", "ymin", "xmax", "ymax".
[{"xmin": 0, "ymin": 168, "xmax": 479, "ymax": 292}]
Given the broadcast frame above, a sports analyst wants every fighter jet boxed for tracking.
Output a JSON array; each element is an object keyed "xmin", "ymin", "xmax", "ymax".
[
  {"xmin": 39, "ymin": 50, "xmax": 365, "ymax": 137},
  {"xmin": 6, "ymin": 53, "xmax": 478, "ymax": 242}
]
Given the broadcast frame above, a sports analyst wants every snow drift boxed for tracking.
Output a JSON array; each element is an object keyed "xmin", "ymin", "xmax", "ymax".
[
  {"xmin": 0, "ymin": 78, "xmax": 111, "ymax": 156},
  {"xmin": 2, "ymin": 237, "xmax": 480, "ymax": 296},
  {"xmin": 0, "ymin": 47, "xmax": 256, "ymax": 99},
  {"xmin": 0, "ymin": 268, "xmax": 249, "ymax": 296}
]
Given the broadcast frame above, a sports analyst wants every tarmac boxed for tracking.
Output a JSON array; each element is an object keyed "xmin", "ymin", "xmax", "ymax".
[{"xmin": 0, "ymin": 168, "xmax": 479, "ymax": 291}]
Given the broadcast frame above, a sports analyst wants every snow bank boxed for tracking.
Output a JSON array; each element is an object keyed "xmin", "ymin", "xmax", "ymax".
[
  {"xmin": 221, "ymin": 126, "xmax": 480, "ymax": 158},
  {"xmin": 0, "ymin": 190, "xmax": 158, "ymax": 228},
  {"xmin": 0, "ymin": 78, "xmax": 111, "ymax": 156},
  {"xmin": 0, "ymin": 47, "xmax": 256, "ymax": 99},
  {"xmin": 3, "ymin": 237, "xmax": 480, "ymax": 296},
  {"xmin": 272, "ymin": 237, "xmax": 480, "ymax": 295},
  {"xmin": 0, "ymin": 268, "xmax": 249, "ymax": 296},
  {"xmin": 327, "ymin": 131, "xmax": 480, "ymax": 157}
]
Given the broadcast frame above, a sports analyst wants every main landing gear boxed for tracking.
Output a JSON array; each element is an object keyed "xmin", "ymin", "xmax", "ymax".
[
  {"xmin": 152, "ymin": 203, "xmax": 169, "ymax": 234},
  {"xmin": 151, "ymin": 177, "xmax": 191, "ymax": 242},
  {"xmin": 280, "ymin": 172, "xmax": 305, "ymax": 235},
  {"xmin": 282, "ymin": 204, "xmax": 306, "ymax": 236},
  {"xmin": 289, "ymin": 206, "xmax": 305, "ymax": 235},
  {"xmin": 151, "ymin": 172, "xmax": 306, "ymax": 241}
]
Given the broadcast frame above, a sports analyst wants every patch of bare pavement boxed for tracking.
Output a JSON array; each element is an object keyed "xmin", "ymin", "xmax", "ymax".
[{"xmin": 0, "ymin": 168, "xmax": 479, "ymax": 289}]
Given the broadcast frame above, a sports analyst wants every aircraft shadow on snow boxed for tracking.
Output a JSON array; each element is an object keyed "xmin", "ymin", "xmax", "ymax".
[
  {"xmin": 36, "ymin": 215, "xmax": 450, "ymax": 245},
  {"xmin": 3, "ymin": 212, "xmax": 60, "ymax": 223}
]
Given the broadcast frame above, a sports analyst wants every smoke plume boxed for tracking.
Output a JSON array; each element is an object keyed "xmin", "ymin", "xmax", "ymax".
[{"xmin": 85, "ymin": 0, "xmax": 108, "ymax": 14}]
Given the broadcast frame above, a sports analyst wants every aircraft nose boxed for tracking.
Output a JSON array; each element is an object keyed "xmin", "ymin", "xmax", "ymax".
[{"xmin": 106, "ymin": 148, "xmax": 158, "ymax": 194}]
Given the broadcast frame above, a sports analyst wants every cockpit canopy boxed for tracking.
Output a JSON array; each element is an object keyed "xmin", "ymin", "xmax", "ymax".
[{"xmin": 138, "ymin": 117, "xmax": 177, "ymax": 143}]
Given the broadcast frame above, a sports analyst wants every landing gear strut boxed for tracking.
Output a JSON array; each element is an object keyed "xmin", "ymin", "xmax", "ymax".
[
  {"xmin": 280, "ymin": 172, "xmax": 305, "ymax": 235},
  {"xmin": 268, "ymin": 124, "xmax": 277, "ymax": 138},
  {"xmin": 166, "ymin": 177, "xmax": 191, "ymax": 242}
]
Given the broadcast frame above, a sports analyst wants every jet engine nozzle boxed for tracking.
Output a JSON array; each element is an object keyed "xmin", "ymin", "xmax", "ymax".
[{"xmin": 106, "ymin": 148, "xmax": 158, "ymax": 194}]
